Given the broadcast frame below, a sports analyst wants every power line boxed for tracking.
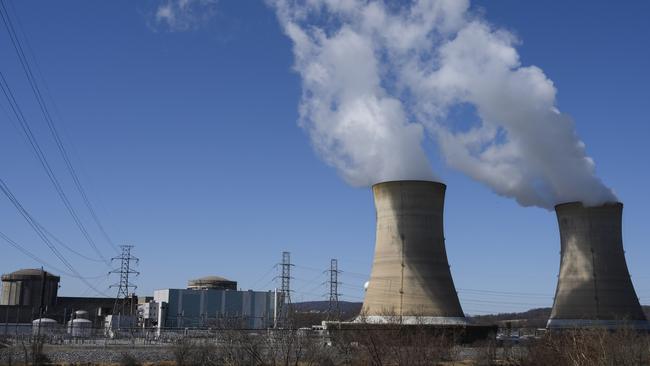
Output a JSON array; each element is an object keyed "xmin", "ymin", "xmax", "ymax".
[
  {"xmin": 0, "ymin": 0, "xmax": 117, "ymax": 254},
  {"xmin": 249, "ymin": 264, "xmax": 278, "ymax": 289},
  {"xmin": 0, "ymin": 229, "xmax": 107, "ymax": 280},
  {"xmin": 340, "ymin": 283, "xmax": 365, "ymax": 290},
  {"xmin": 339, "ymin": 270, "xmax": 369, "ymax": 278},
  {"xmin": 294, "ymin": 264, "xmax": 322, "ymax": 272},
  {"xmin": 293, "ymin": 272, "xmax": 325, "ymax": 292},
  {"xmin": 459, "ymin": 297, "xmax": 551, "ymax": 307},
  {"xmin": 80, "ymin": 275, "xmax": 110, "ymax": 297},
  {"xmin": 259, "ymin": 276, "xmax": 278, "ymax": 291},
  {"xmin": 0, "ymin": 72, "xmax": 109, "ymax": 265},
  {"xmin": 0, "ymin": 229, "xmax": 69, "ymax": 275},
  {"xmin": 0, "ymin": 178, "xmax": 109, "ymax": 296},
  {"xmin": 293, "ymin": 266, "xmax": 324, "ymax": 302},
  {"xmin": 36, "ymin": 222, "xmax": 105, "ymax": 263},
  {"xmin": 457, "ymin": 288, "xmax": 553, "ymax": 298}
]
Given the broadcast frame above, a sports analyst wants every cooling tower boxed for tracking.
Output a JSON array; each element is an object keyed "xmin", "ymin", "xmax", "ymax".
[
  {"xmin": 548, "ymin": 202, "xmax": 649, "ymax": 329},
  {"xmin": 361, "ymin": 181, "xmax": 467, "ymax": 324}
]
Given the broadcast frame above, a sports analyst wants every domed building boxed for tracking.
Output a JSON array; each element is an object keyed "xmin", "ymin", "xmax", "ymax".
[
  {"xmin": 1, "ymin": 268, "xmax": 124, "ymax": 328},
  {"xmin": 187, "ymin": 275, "xmax": 237, "ymax": 291},
  {"xmin": 1, "ymin": 268, "xmax": 60, "ymax": 308},
  {"xmin": 151, "ymin": 274, "xmax": 276, "ymax": 330}
]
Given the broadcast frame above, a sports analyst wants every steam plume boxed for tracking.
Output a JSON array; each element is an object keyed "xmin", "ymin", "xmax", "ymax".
[{"xmin": 270, "ymin": 0, "xmax": 616, "ymax": 209}]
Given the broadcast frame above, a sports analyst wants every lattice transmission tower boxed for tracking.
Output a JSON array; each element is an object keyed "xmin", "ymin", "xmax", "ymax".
[
  {"xmin": 275, "ymin": 251, "xmax": 294, "ymax": 328},
  {"xmin": 109, "ymin": 245, "xmax": 139, "ymax": 316},
  {"xmin": 326, "ymin": 258, "xmax": 341, "ymax": 320}
]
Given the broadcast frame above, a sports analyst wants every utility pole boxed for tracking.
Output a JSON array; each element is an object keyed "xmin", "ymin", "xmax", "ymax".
[
  {"xmin": 109, "ymin": 245, "xmax": 139, "ymax": 317},
  {"xmin": 37, "ymin": 267, "xmax": 47, "ymax": 336},
  {"xmin": 326, "ymin": 259, "xmax": 341, "ymax": 321},
  {"xmin": 275, "ymin": 251, "xmax": 293, "ymax": 328}
]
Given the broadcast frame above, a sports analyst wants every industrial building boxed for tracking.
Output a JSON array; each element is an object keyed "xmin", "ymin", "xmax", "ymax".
[
  {"xmin": 1, "ymin": 268, "xmax": 130, "ymax": 331},
  {"xmin": 1, "ymin": 268, "xmax": 59, "ymax": 307},
  {"xmin": 1, "ymin": 268, "xmax": 275, "ymax": 334},
  {"xmin": 4, "ymin": 194, "xmax": 650, "ymax": 335},
  {"xmin": 361, "ymin": 181, "xmax": 467, "ymax": 325},
  {"xmin": 138, "ymin": 275, "xmax": 276, "ymax": 330},
  {"xmin": 548, "ymin": 202, "xmax": 649, "ymax": 329},
  {"xmin": 137, "ymin": 299, "xmax": 160, "ymax": 328}
]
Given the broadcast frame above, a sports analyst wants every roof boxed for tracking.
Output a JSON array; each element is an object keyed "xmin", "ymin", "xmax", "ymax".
[
  {"xmin": 1, "ymin": 268, "xmax": 60, "ymax": 280},
  {"xmin": 71, "ymin": 318, "xmax": 92, "ymax": 323},
  {"xmin": 32, "ymin": 318, "xmax": 58, "ymax": 324},
  {"xmin": 190, "ymin": 275, "xmax": 235, "ymax": 283}
]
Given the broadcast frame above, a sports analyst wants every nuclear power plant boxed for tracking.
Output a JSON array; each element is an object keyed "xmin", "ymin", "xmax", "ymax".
[
  {"xmin": 361, "ymin": 180, "xmax": 467, "ymax": 325},
  {"xmin": 547, "ymin": 202, "xmax": 648, "ymax": 329},
  {"xmin": 1, "ymin": 184, "xmax": 647, "ymax": 342}
]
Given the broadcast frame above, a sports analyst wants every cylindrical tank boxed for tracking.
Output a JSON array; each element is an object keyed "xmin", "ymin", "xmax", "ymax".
[
  {"xmin": 68, "ymin": 318, "xmax": 93, "ymax": 337},
  {"xmin": 548, "ymin": 202, "xmax": 649, "ymax": 329},
  {"xmin": 0, "ymin": 269, "xmax": 59, "ymax": 307},
  {"xmin": 32, "ymin": 318, "xmax": 60, "ymax": 336},
  {"xmin": 74, "ymin": 310, "xmax": 89, "ymax": 319},
  {"xmin": 361, "ymin": 181, "xmax": 467, "ymax": 324}
]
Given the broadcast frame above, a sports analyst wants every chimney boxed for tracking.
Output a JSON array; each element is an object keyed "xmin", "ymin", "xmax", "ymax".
[
  {"xmin": 548, "ymin": 202, "xmax": 648, "ymax": 329},
  {"xmin": 361, "ymin": 181, "xmax": 467, "ymax": 324}
]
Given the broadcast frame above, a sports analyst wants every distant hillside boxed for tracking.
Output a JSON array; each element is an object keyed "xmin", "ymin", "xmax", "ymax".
[
  {"xmin": 293, "ymin": 301, "xmax": 362, "ymax": 318},
  {"xmin": 292, "ymin": 303, "xmax": 650, "ymax": 328},
  {"xmin": 471, "ymin": 306, "xmax": 650, "ymax": 327},
  {"xmin": 292, "ymin": 301, "xmax": 549, "ymax": 324},
  {"xmin": 290, "ymin": 301, "xmax": 362, "ymax": 327},
  {"xmin": 470, "ymin": 308, "xmax": 551, "ymax": 328}
]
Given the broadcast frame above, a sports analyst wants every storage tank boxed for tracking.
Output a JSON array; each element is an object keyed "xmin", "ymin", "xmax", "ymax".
[
  {"xmin": 68, "ymin": 318, "xmax": 93, "ymax": 337},
  {"xmin": 32, "ymin": 318, "xmax": 60, "ymax": 336},
  {"xmin": 0, "ymin": 269, "xmax": 59, "ymax": 307},
  {"xmin": 548, "ymin": 202, "xmax": 649, "ymax": 329},
  {"xmin": 361, "ymin": 181, "xmax": 467, "ymax": 324}
]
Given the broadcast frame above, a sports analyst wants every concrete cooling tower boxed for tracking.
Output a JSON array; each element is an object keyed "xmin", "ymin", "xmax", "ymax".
[
  {"xmin": 361, "ymin": 181, "xmax": 467, "ymax": 325},
  {"xmin": 548, "ymin": 202, "xmax": 649, "ymax": 329}
]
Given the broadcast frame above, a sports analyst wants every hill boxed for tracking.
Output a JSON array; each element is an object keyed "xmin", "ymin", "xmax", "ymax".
[
  {"xmin": 292, "ymin": 302, "xmax": 650, "ymax": 328},
  {"xmin": 292, "ymin": 301, "xmax": 362, "ymax": 318}
]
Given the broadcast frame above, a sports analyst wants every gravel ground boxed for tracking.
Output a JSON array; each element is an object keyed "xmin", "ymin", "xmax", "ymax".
[
  {"xmin": 0, "ymin": 342, "xmax": 508, "ymax": 365},
  {"xmin": 0, "ymin": 344, "xmax": 175, "ymax": 365}
]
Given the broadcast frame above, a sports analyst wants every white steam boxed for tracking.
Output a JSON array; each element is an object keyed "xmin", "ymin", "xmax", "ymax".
[
  {"xmin": 275, "ymin": 2, "xmax": 436, "ymax": 186},
  {"xmin": 270, "ymin": 0, "xmax": 616, "ymax": 209}
]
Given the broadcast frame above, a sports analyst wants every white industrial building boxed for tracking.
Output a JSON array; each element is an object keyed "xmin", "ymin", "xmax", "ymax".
[{"xmin": 139, "ymin": 276, "xmax": 277, "ymax": 330}]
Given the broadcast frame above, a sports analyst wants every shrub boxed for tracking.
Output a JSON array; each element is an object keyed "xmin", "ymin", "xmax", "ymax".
[
  {"xmin": 173, "ymin": 338, "xmax": 195, "ymax": 366},
  {"xmin": 119, "ymin": 352, "xmax": 142, "ymax": 366},
  {"xmin": 519, "ymin": 328, "xmax": 650, "ymax": 366}
]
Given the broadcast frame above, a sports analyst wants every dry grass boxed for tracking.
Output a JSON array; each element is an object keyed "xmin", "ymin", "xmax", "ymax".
[
  {"xmin": 5, "ymin": 326, "xmax": 650, "ymax": 365},
  {"xmin": 515, "ymin": 328, "xmax": 650, "ymax": 366}
]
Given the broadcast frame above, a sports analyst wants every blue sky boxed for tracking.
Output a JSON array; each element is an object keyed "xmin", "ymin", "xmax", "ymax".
[{"xmin": 0, "ymin": 0, "xmax": 648, "ymax": 315}]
